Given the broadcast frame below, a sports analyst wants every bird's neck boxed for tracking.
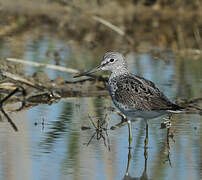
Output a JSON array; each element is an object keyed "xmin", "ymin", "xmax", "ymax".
[{"xmin": 109, "ymin": 67, "xmax": 129, "ymax": 81}]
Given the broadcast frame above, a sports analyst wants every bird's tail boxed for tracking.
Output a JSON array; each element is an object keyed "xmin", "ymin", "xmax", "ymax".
[
  {"xmin": 168, "ymin": 103, "xmax": 185, "ymax": 114},
  {"xmin": 169, "ymin": 98, "xmax": 202, "ymax": 115}
]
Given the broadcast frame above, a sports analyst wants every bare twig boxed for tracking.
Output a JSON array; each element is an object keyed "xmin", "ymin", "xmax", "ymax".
[
  {"xmin": 0, "ymin": 82, "xmax": 19, "ymax": 90},
  {"xmin": 193, "ymin": 24, "xmax": 202, "ymax": 49},
  {"xmin": 6, "ymin": 58, "xmax": 79, "ymax": 73},
  {"xmin": 0, "ymin": 88, "xmax": 21, "ymax": 131},
  {"xmin": 88, "ymin": 115, "xmax": 97, "ymax": 129},
  {"xmin": 87, "ymin": 132, "xmax": 96, "ymax": 146},
  {"xmin": 0, "ymin": 88, "xmax": 20, "ymax": 104},
  {"xmin": 1, "ymin": 70, "xmax": 37, "ymax": 87},
  {"xmin": 92, "ymin": 15, "xmax": 125, "ymax": 36},
  {"xmin": 1, "ymin": 108, "xmax": 18, "ymax": 131}
]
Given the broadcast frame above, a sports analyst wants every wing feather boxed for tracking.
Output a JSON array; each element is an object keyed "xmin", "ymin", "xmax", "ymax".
[{"xmin": 112, "ymin": 74, "xmax": 179, "ymax": 111}]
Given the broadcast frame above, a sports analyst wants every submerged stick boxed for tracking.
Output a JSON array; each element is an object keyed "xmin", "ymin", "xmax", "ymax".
[
  {"xmin": 0, "ymin": 88, "xmax": 19, "ymax": 104},
  {"xmin": 1, "ymin": 70, "xmax": 36, "ymax": 87},
  {"xmin": 6, "ymin": 58, "xmax": 79, "ymax": 73},
  {"xmin": 1, "ymin": 108, "xmax": 18, "ymax": 131},
  {"xmin": 0, "ymin": 88, "xmax": 20, "ymax": 131}
]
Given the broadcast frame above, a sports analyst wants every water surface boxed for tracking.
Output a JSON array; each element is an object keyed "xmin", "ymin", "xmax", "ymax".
[{"xmin": 0, "ymin": 31, "xmax": 202, "ymax": 180}]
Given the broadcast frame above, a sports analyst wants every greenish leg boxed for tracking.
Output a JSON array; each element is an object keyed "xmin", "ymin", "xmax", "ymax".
[
  {"xmin": 125, "ymin": 146, "xmax": 132, "ymax": 176},
  {"xmin": 144, "ymin": 123, "xmax": 148, "ymax": 148},
  {"xmin": 127, "ymin": 120, "xmax": 132, "ymax": 148}
]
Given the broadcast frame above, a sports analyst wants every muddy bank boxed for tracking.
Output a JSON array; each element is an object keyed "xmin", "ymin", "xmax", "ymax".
[
  {"xmin": 0, "ymin": 60, "xmax": 108, "ymax": 104},
  {"xmin": 0, "ymin": 0, "xmax": 202, "ymax": 54}
]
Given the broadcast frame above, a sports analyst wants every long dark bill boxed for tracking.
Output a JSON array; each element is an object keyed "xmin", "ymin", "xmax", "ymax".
[{"xmin": 73, "ymin": 64, "xmax": 102, "ymax": 78}]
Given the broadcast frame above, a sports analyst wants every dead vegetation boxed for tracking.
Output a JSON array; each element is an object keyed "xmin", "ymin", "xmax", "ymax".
[{"xmin": 0, "ymin": 0, "xmax": 202, "ymax": 54}]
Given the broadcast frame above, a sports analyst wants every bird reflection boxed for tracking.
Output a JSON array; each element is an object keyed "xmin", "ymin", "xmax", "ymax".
[
  {"xmin": 123, "ymin": 125, "xmax": 173, "ymax": 179},
  {"xmin": 123, "ymin": 123, "xmax": 149, "ymax": 180}
]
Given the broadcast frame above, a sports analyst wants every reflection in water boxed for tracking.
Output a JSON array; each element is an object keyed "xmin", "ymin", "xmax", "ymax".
[
  {"xmin": 0, "ymin": 32, "xmax": 201, "ymax": 180},
  {"xmin": 0, "ymin": 87, "xmax": 26, "ymax": 131},
  {"xmin": 123, "ymin": 126, "xmax": 174, "ymax": 180},
  {"xmin": 38, "ymin": 102, "xmax": 73, "ymax": 152},
  {"xmin": 165, "ymin": 128, "xmax": 173, "ymax": 167},
  {"xmin": 123, "ymin": 124, "xmax": 149, "ymax": 180},
  {"xmin": 83, "ymin": 115, "xmax": 111, "ymax": 151}
]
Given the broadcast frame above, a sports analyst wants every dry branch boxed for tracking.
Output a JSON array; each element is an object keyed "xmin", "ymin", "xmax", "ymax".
[
  {"xmin": 6, "ymin": 58, "xmax": 79, "ymax": 73},
  {"xmin": 1, "ymin": 70, "xmax": 38, "ymax": 87},
  {"xmin": 92, "ymin": 15, "xmax": 125, "ymax": 36}
]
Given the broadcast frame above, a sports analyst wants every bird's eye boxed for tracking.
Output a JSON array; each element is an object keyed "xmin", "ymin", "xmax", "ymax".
[{"xmin": 109, "ymin": 58, "xmax": 114, "ymax": 62}]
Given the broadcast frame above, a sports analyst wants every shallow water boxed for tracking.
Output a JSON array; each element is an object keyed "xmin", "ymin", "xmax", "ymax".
[{"xmin": 0, "ymin": 31, "xmax": 202, "ymax": 180}]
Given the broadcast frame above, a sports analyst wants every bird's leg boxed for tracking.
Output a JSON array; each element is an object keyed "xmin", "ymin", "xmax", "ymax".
[
  {"xmin": 118, "ymin": 112, "xmax": 127, "ymax": 123},
  {"xmin": 110, "ymin": 112, "xmax": 128, "ymax": 130},
  {"xmin": 143, "ymin": 134, "xmax": 148, "ymax": 178},
  {"xmin": 127, "ymin": 120, "xmax": 132, "ymax": 148},
  {"xmin": 125, "ymin": 145, "xmax": 132, "ymax": 176},
  {"xmin": 144, "ymin": 122, "xmax": 148, "ymax": 149},
  {"xmin": 110, "ymin": 120, "xmax": 128, "ymax": 130},
  {"xmin": 107, "ymin": 107, "xmax": 127, "ymax": 123}
]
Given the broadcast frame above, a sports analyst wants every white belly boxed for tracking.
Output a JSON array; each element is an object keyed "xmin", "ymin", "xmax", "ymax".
[{"xmin": 111, "ymin": 96, "xmax": 168, "ymax": 119}]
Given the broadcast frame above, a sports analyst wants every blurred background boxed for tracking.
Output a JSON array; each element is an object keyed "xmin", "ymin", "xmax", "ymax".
[{"xmin": 0, "ymin": 0, "xmax": 202, "ymax": 180}]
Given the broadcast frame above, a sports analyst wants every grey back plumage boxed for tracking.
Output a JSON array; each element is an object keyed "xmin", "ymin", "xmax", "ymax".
[{"xmin": 108, "ymin": 73, "xmax": 180, "ymax": 112}]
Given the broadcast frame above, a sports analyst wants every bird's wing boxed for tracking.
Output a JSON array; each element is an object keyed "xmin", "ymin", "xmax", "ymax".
[{"xmin": 113, "ymin": 74, "xmax": 180, "ymax": 111}]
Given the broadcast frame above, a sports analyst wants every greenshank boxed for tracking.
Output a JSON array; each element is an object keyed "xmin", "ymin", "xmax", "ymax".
[{"xmin": 74, "ymin": 52, "xmax": 182, "ymax": 147}]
